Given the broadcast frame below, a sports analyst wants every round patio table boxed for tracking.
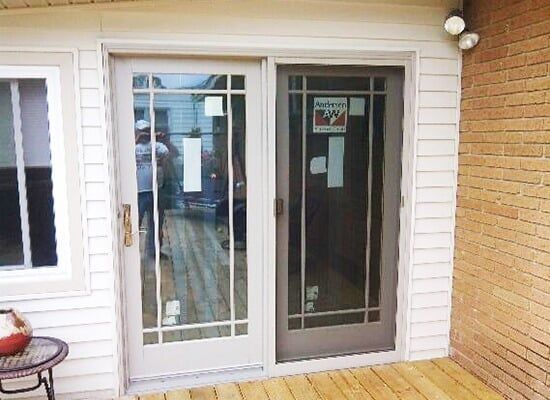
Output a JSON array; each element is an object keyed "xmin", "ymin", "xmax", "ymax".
[{"xmin": 0, "ymin": 336, "xmax": 68, "ymax": 400}]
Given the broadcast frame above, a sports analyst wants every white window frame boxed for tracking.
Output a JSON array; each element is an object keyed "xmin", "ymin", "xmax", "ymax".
[{"xmin": 0, "ymin": 50, "xmax": 87, "ymax": 299}]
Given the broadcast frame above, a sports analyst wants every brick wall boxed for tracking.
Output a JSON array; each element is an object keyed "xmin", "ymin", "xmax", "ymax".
[{"xmin": 450, "ymin": 1, "xmax": 550, "ymax": 399}]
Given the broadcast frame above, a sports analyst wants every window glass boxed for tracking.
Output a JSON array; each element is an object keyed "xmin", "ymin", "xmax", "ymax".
[
  {"xmin": 0, "ymin": 82, "xmax": 23, "ymax": 267},
  {"xmin": 0, "ymin": 79, "xmax": 57, "ymax": 269}
]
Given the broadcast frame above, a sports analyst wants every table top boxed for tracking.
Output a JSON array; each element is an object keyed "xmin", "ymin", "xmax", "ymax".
[{"xmin": 0, "ymin": 336, "xmax": 68, "ymax": 379}]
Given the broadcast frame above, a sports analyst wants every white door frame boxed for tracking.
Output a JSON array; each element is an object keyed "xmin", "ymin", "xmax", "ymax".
[{"xmin": 100, "ymin": 38, "xmax": 418, "ymax": 396}]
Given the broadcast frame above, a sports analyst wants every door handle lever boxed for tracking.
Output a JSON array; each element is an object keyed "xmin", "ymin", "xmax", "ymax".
[{"xmin": 123, "ymin": 203, "xmax": 133, "ymax": 247}]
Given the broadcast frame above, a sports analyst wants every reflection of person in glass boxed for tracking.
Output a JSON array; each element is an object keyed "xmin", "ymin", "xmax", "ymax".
[{"xmin": 135, "ymin": 120, "xmax": 169, "ymax": 257}]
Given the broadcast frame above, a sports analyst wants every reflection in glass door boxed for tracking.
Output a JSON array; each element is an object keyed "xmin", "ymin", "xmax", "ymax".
[
  {"xmin": 132, "ymin": 73, "xmax": 248, "ymax": 343},
  {"xmin": 116, "ymin": 58, "xmax": 262, "ymax": 380},
  {"xmin": 276, "ymin": 66, "xmax": 404, "ymax": 362}
]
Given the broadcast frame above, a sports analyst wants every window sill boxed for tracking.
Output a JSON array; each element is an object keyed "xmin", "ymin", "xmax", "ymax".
[{"xmin": 0, "ymin": 263, "xmax": 89, "ymax": 301}]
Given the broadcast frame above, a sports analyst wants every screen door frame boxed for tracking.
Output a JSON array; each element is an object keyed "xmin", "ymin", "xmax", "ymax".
[
  {"xmin": 266, "ymin": 55, "xmax": 415, "ymax": 377},
  {"xmin": 275, "ymin": 65, "xmax": 404, "ymax": 362},
  {"xmin": 113, "ymin": 56, "xmax": 264, "ymax": 381}
]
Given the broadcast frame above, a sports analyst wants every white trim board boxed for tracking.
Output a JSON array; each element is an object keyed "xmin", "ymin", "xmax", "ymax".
[{"xmin": 101, "ymin": 40, "xmax": 420, "ymax": 396}]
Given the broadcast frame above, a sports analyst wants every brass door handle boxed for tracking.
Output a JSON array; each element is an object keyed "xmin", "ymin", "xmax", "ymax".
[{"xmin": 123, "ymin": 204, "xmax": 133, "ymax": 247}]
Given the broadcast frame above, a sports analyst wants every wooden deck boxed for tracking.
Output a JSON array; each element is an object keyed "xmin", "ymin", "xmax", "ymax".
[{"xmin": 129, "ymin": 358, "xmax": 504, "ymax": 400}]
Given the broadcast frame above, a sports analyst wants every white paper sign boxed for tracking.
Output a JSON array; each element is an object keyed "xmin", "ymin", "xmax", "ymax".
[
  {"xmin": 309, "ymin": 156, "xmax": 327, "ymax": 175},
  {"xmin": 165, "ymin": 300, "xmax": 180, "ymax": 316},
  {"xmin": 183, "ymin": 137, "xmax": 202, "ymax": 193},
  {"xmin": 349, "ymin": 97, "xmax": 366, "ymax": 116},
  {"xmin": 313, "ymin": 97, "xmax": 347, "ymax": 133},
  {"xmin": 204, "ymin": 96, "xmax": 224, "ymax": 116},
  {"xmin": 328, "ymin": 136, "xmax": 345, "ymax": 188},
  {"xmin": 306, "ymin": 285, "xmax": 319, "ymax": 301},
  {"xmin": 162, "ymin": 316, "xmax": 177, "ymax": 326}
]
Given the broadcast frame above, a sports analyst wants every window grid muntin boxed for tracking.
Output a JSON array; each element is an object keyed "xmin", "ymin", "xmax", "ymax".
[
  {"xmin": 288, "ymin": 75, "xmax": 387, "ymax": 331},
  {"xmin": 133, "ymin": 72, "xmax": 247, "ymax": 345}
]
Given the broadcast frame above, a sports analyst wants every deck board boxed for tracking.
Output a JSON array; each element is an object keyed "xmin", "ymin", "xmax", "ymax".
[{"xmin": 133, "ymin": 358, "xmax": 505, "ymax": 400}]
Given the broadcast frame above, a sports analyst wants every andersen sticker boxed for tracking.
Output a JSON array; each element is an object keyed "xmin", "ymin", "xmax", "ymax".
[{"xmin": 313, "ymin": 97, "xmax": 347, "ymax": 133}]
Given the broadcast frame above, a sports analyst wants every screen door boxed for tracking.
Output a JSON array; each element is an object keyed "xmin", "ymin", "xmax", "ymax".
[
  {"xmin": 114, "ymin": 57, "xmax": 263, "ymax": 379},
  {"xmin": 276, "ymin": 66, "xmax": 404, "ymax": 362}
]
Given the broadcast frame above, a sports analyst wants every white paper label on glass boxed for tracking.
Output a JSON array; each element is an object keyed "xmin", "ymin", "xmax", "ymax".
[
  {"xmin": 183, "ymin": 137, "xmax": 202, "ymax": 192},
  {"xmin": 349, "ymin": 97, "xmax": 366, "ymax": 116},
  {"xmin": 313, "ymin": 97, "xmax": 347, "ymax": 133},
  {"xmin": 328, "ymin": 136, "xmax": 345, "ymax": 188},
  {"xmin": 165, "ymin": 300, "xmax": 180, "ymax": 316},
  {"xmin": 204, "ymin": 96, "xmax": 224, "ymax": 116},
  {"xmin": 309, "ymin": 156, "xmax": 327, "ymax": 175},
  {"xmin": 162, "ymin": 316, "xmax": 177, "ymax": 326},
  {"xmin": 306, "ymin": 285, "xmax": 319, "ymax": 301}
]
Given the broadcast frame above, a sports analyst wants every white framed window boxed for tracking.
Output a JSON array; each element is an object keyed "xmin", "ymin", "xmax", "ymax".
[{"xmin": 0, "ymin": 51, "xmax": 86, "ymax": 298}]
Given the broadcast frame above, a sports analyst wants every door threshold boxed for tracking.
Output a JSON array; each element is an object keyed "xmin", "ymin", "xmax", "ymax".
[
  {"xmin": 126, "ymin": 364, "xmax": 265, "ymax": 395},
  {"xmin": 270, "ymin": 349, "xmax": 401, "ymax": 377}
]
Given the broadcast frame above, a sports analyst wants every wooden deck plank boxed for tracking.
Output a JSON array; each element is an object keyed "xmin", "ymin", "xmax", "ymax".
[
  {"xmin": 350, "ymin": 367, "xmax": 400, "ymax": 400},
  {"xmin": 372, "ymin": 365, "xmax": 425, "ymax": 400},
  {"xmin": 328, "ymin": 369, "xmax": 375, "ymax": 400},
  {"xmin": 432, "ymin": 358, "xmax": 504, "ymax": 400},
  {"xmin": 129, "ymin": 358, "xmax": 507, "ymax": 400},
  {"xmin": 239, "ymin": 380, "xmax": 270, "ymax": 400},
  {"xmin": 284, "ymin": 375, "xmax": 321, "ymax": 400},
  {"xmin": 412, "ymin": 361, "xmax": 481, "ymax": 400},
  {"xmin": 189, "ymin": 386, "xmax": 217, "ymax": 400},
  {"xmin": 392, "ymin": 363, "xmax": 453, "ymax": 400},
  {"xmin": 165, "ymin": 389, "xmax": 192, "ymax": 400},
  {"xmin": 139, "ymin": 394, "xmax": 165, "ymax": 400},
  {"xmin": 173, "ymin": 212, "xmax": 223, "ymax": 338},
  {"xmin": 307, "ymin": 372, "xmax": 345, "ymax": 399},
  {"xmin": 215, "ymin": 382, "xmax": 243, "ymax": 400},
  {"xmin": 349, "ymin": 367, "xmax": 400, "ymax": 400},
  {"xmin": 262, "ymin": 378, "xmax": 296, "ymax": 400}
]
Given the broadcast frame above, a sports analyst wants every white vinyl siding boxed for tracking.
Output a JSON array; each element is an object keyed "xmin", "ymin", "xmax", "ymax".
[{"xmin": 0, "ymin": 0, "xmax": 460, "ymax": 397}]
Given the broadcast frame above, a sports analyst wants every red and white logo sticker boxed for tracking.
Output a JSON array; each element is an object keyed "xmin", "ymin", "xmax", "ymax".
[{"xmin": 313, "ymin": 97, "xmax": 347, "ymax": 133}]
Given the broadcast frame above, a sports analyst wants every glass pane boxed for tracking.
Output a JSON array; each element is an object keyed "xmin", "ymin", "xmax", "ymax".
[
  {"xmin": 232, "ymin": 95, "xmax": 247, "ymax": 321},
  {"xmin": 288, "ymin": 318, "xmax": 301, "ymax": 330},
  {"xmin": 133, "ymin": 74, "xmax": 149, "ymax": 89},
  {"xmin": 288, "ymin": 76, "xmax": 302, "ymax": 90},
  {"xmin": 304, "ymin": 94, "xmax": 369, "ymax": 323},
  {"xmin": 0, "ymin": 82, "xmax": 24, "ymax": 267},
  {"xmin": 373, "ymin": 77, "xmax": 386, "ymax": 91},
  {"xmin": 20, "ymin": 79, "xmax": 57, "ymax": 267},
  {"xmin": 133, "ymin": 93, "xmax": 158, "ymax": 329},
  {"xmin": 231, "ymin": 75, "xmax": 245, "ymax": 90},
  {"xmin": 163, "ymin": 325, "xmax": 231, "ymax": 343},
  {"xmin": 367, "ymin": 310, "xmax": 380, "ymax": 322},
  {"xmin": 235, "ymin": 323, "xmax": 248, "ymax": 336},
  {"xmin": 287, "ymin": 91, "xmax": 371, "ymax": 330},
  {"xmin": 287, "ymin": 93, "xmax": 303, "ymax": 317},
  {"xmin": 150, "ymin": 94, "xmax": 231, "ymax": 333},
  {"xmin": 307, "ymin": 76, "xmax": 370, "ymax": 91},
  {"xmin": 369, "ymin": 95, "xmax": 385, "ymax": 308},
  {"xmin": 152, "ymin": 74, "xmax": 227, "ymax": 90},
  {"xmin": 304, "ymin": 312, "xmax": 364, "ymax": 329},
  {"xmin": 143, "ymin": 332, "xmax": 158, "ymax": 345}
]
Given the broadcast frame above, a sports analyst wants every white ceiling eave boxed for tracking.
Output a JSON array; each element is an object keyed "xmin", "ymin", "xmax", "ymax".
[
  {"xmin": 0, "ymin": 0, "xmax": 137, "ymax": 11},
  {"xmin": 0, "ymin": 0, "xmax": 460, "ymax": 12}
]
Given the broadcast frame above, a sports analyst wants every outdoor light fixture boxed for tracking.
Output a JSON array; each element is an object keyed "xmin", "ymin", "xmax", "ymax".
[
  {"xmin": 458, "ymin": 32, "xmax": 480, "ymax": 50},
  {"xmin": 444, "ymin": 9, "xmax": 465, "ymax": 35},
  {"xmin": 444, "ymin": 8, "xmax": 480, "ymax": 50}
]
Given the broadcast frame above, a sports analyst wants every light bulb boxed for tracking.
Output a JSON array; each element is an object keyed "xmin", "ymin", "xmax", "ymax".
[
  {"xmin": 458, "ymin": 32, "xmax": 480, "ymax": 50},
  {"xmin": 444, "ymin": 15, "xmax": 466, "ymax": 35}
]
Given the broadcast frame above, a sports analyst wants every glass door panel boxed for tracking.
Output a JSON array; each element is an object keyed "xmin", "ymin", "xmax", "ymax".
[
  {"xmin": 276, "ymin": 66, "xmax": 404, "ymax": 362},
  {"xmin": 117, "ymin": 58, "xmax": 262, "ymax": 379}
]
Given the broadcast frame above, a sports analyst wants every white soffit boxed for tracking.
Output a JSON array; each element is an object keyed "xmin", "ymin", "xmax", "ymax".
[
  {"xmin": 0, "ymin": 0, "xmax": 460, "ymax": 11},
  {"xmin": 0, "ymin": 0, "xmax": 136, "ymax": 10}
]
